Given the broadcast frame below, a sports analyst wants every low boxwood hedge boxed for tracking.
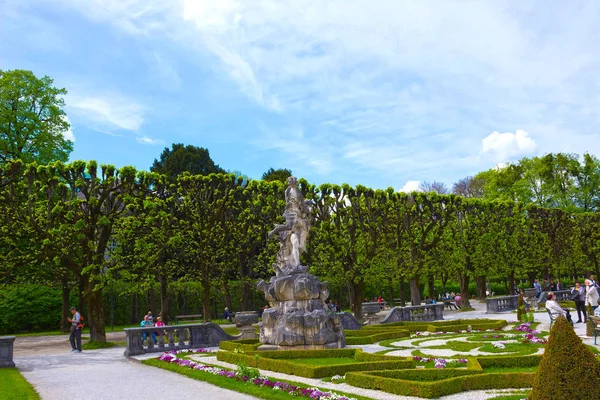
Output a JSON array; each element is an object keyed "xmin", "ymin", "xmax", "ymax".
[
  {"xmin": 216, "ymin": 348, "xmax": 414, "ymax": 378},
  {"xmin": 346, "ymin": 370, "xmax": 534, "ymax": 398},
  {"xmin": 219, "ymin": 339, "xmax": 261, "ymax": 353},
  {"xmin": 477, "ymin": 355, "xmax": 542, "ymax": 369},
  {"xmin": 345, "ymin": 329, "xmax": 411, "ymax": 345}
]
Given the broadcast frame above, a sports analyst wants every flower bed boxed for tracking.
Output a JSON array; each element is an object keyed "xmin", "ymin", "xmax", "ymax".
[{"xmin": 155, "ymin": 349, "xmax": 357, "ymax": 400}]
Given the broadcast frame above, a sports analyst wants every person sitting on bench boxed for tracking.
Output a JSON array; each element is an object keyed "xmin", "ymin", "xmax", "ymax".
[{"xmin": 546, "ymin": 292, "xmax": 573, "ymax": 324}]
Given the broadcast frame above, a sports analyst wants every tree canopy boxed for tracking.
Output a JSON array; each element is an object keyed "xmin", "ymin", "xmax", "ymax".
[
  {"xmin": 150, "ymin": 143, "xmax": 224, "ymax": 179},
  {"xmin": 261, "ymin": 167, "xmax": 292, "ymax": 183},
  {"xmin": 0, "ymin": 69, "xmax": 73, "ymax": 164}
]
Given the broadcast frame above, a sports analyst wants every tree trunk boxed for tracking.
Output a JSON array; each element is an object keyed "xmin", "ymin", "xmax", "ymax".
[
  {"xmin": 241, "ymin": 279, "xmax": 251, "ymax": 311},
  {"xmin": 159, "ymin": 273, "xmax": 169, "ymax": 323},
  {"xmin": 475, "ymin": 276, "xmax": 486, "ymax": 300},
  {"xmin": 427, "ymin": 274, "xmax": 435, "ymax": 299},
  {"xmin": 527, "ymin": 272, "xmax": 536, "ymax": 287},
  {"xmin": 61, "ymin": 275, "xmax": 70, "ymax": 333},
  {"xmin": 399, "ymin": 279, "xmax": 406, "ymax": 306},
  {"xmin": 201, "ymin": 277, "xmax": 211, "ymax": 322},
  {"xmin": 349, "ymin": 280, "xmax": 365, "ymax": 319},
  {"xmin": 78, "ymin": 275, "xmax": 85, "ymax": 313},
  {"xmin": 458, "ymin": 272, "xmax": 471, "ymax": 309},
  {"xmin": 410, "ymin": 277, "xmax": 421, "ymax": 306},
  {"xmin": 388, "ymin": 277, "xmax": 394, "ymax": 307},
  {"xmin": 224, "ymin": 280, "xmax": 233, "ymax": 312},
  {"xmin": 508, "ymin": 270, "xmax": 516, "ymax": 295},
  {"xmin": 87, "ymin": 284, "xmax": 106, "ymax": 342},
  {"xmin": 149, "ymin": 286, "xmax": 158, "ymax": 320}
]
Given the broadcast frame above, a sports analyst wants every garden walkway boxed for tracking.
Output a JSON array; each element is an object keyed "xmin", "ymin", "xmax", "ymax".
[{"xmin": 15, "ymin": 347, "xmax": 254, "ymax": 400}]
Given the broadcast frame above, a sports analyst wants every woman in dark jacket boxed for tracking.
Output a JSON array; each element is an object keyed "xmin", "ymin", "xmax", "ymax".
[{"xmin": 571, "ymin": 282, "xmax": 586, "ymax": 323}]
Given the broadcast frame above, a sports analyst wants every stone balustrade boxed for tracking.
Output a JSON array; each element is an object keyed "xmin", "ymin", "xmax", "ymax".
[
  {"xmin": 337, "ymin": 312, "xmax": 362, "ymax": 330},
  {"xmin": 124, "ymin": 322, "xmax": 236, "ymax": 357},
  {"xmin": 381, "ymin": 304, "xmax": 444, "ymax": 323},
  {"xmin": 485, "ymin": 295, "xmax": 519, "ymax": 313},
  {"xmin": 553, "ymin": 290, "xmax": 571, "ymax": 301},
  {"xmin": 0, "ymin": 336, "xmax": 15, "ymax": 368}
]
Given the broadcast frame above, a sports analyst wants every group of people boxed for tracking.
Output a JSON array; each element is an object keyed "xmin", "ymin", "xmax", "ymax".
[
  {"xmin": 140, "ymin": 311, "xmax": 167, "ymax": 345},
  {"xmin": 544, "ymin": 276, "xmax": 600, "ymax": 324}
]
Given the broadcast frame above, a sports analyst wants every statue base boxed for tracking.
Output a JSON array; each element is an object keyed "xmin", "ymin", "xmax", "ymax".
[{"xmin": 258, "ymin": 272, "xmax": 345, "ymax": 349}]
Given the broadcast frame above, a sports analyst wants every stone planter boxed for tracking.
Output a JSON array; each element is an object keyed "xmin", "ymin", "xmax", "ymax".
[
  {"xmin": 0, "ymin": 336, "xmax": 15, "ymax": 368},
  {"xmin": 235, "ymin": 312, "xmax": 259, "ymax": 340}
]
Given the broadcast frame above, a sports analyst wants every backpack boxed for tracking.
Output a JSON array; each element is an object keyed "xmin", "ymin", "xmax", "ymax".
[{"xmin": 77, "ymin": 314, "xmax": 85, "ymax": 330}]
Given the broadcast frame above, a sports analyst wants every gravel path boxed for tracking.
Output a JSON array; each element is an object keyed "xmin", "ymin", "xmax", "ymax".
[{"xmin": 16, "ymin": 347, "xmax": 255, "ymax": 400}]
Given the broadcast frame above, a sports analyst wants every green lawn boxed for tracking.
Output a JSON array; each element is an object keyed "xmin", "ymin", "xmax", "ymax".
[
  {"xmin": 0, "ymin": 368, "xmax": 39, "ymax": 400},
  {"xmin": 428, "ymin": 340, "xmax": 481, "ymax": 352},
  {"xmin": 287, "ymin": 357, "xmax": 358, "ymax": 366},
  {"xmin": 81, "ymin": 341, "xmax": 125, "ymax": 350}
]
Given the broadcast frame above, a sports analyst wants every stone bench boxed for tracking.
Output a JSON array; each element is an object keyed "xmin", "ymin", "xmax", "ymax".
[{"xmin": 0, "ymin": 336, "xmax": 15, "ymax": 368}]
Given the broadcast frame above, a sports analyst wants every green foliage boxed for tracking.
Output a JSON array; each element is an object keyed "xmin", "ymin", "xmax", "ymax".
[
  {"xmin": 235, "ymin": 363, "xmax": 261, "ymax": 380},
  {"xmin": 261, "ymin": 167, "xmax": 292, "ymax": 183},
  {"xmin": 150, "ymin": 143, "xmax": 224, "ymax": 179},
  {"xmin": 530, "ymin": 316, "xmax": 600, "ymax": 400},
  {"xmin": 0, "ymin": 368, "xmax": 39, "ymax": 400},
  {"xmin": 0, "ymin": 284, "xmax": 63, "ymax": 333},
  {"xmin": 217, "ymin": 349, "xmax": 413, "ymax": 378},
  {"xmin": 346, "ymin": 369, "xmax": 534, "ymax": 399},
  {"xmin": 219, "ymin": 339, "xmax": 261, "ymax": 353},
  {"xmin": 0, "ymin": 69, "xmax": 73, "ymax": 165}
]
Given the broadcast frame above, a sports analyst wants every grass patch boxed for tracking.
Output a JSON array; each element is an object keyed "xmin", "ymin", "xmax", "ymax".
[
  {"xmin": 142, "ymin": 358, "xmax": 371, "ymax": 400},
  {"xmin": 82, "ymin": 341, "xmax": 124, "ymax": 350},
  {"xmin": 0, "ymin": 368, "xmax": 39, "ymax": 400},
  {"xmin": 288, "ymin": 357, "xmax": 358, "ymax": 366},
  {"xmin": 428, "ymin": 340, "xmax": 480, "ymax": 352},
  {"xmin": 478, "ymin": 342, "xmax": 540, "ymax": 355}
]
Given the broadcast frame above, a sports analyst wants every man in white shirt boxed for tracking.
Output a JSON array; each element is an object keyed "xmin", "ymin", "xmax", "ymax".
[{"xmin": 546, "ymin": 292, "xmax": 573, "ymax": 324}]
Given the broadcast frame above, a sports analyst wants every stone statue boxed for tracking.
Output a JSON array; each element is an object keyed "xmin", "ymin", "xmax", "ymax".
[
  {"xmin": 257, "ymin": 176, "xmax": 345, "ymax": 350},
  {"xmin": 268, "ymin": 176, "xmax": 311, "ymax": 276}
]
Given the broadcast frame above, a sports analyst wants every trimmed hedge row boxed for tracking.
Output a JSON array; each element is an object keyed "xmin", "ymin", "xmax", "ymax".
[
  {"xmin": 477, "ymin": 354, "xmax": 542, "ymax": 369},
  {"xmin": 346, "ymin": 371, "xmax": 535, "ymax": 398},
  {"xmin": 345, "ymin": 329, "xmax": 411, "ymax": 345},
  {"xmin": 218, "ymin": 339, "xmax": 261, "ymax": 353},
  {"xmin": 216, "ymin": 349, "xmax": 414, "ymax": 378},
  {"xmin": 258, "ymin": 348, "xmax": 356, "ymax": 360},
  {"xmin": 359, "ymin": 319, "xmax": 507, "ymax": 333}
]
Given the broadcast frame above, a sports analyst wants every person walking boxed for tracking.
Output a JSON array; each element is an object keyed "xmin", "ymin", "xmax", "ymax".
[
  {"xmin": 571, "ymin": 282, "xmax": 587, "ymax": 323},
  {"xmin": 67, "ymin": 307, "xmax": 83, "ymax": 353},
  {"xmin": 584, "ymin": 279, "xmax": 599, "ymax": 311}
]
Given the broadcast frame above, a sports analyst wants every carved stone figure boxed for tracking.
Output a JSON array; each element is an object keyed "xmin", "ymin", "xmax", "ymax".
[{"xmin": 257, "ymin": 177, "xmax": 345, "ymax": 350}]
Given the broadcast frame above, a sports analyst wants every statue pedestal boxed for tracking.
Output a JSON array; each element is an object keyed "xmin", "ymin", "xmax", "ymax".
[{"xmin": 258, "ymin": 273, "xmax": 345, "ymax": 349}]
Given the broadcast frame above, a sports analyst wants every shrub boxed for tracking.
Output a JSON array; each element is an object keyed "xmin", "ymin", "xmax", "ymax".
[
  {"xmin": 0, "ymin": 284, "xmax": 64, "ymax": 333},
  {"xmin": 529, "ymin": 315, "xmax": 600, "ymax": 400},
  {"xmin": 219, "ymin": 339, "xmax": 261, "ymax": 353}
]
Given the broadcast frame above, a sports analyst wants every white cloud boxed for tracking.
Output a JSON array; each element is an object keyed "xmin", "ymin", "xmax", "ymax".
[
  {"xmin": 481, "ymin": 130, "xmax": 537, "ymax": 162},
  {"xmin": 62, "ymin": 115, "xmax": 75, "ymax": 142},
  {"xmin": 31, "ymin": 1, "xmax": 600, "ymax": 185},
  {"xmin": 399, "ymin": 181, "xmax": 421, "ymax": 193},
  {"xmin": 68, "ymin": 93, "xmax": 145, "ymax": 131},
  {"xmin": 136, "ymin": 136, "xmax": 163, "ymax": 145}
]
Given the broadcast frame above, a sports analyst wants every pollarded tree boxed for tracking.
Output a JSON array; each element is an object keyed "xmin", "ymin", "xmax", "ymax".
[
  {"xmin": 0, "ymin": 70, "xmax": 73, "ymax": 164},
  {"xmin": 177, "ymin": 173, "xmax": 238, "ymax": 320},
  {"xmin": 402, "ymin": 193, "xmax": 456, "ymax": 305},
  {"xmin": 55, "ymin": 161, "xmax": 139, "ymax": 342},
  {"xmin": 113, "ymin": 172, "xmax": 182, "ymax": 323}
]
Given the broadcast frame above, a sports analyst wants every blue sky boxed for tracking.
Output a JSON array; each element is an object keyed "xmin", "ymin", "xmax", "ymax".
[{"xmin": 2, "ymin": 0, "xmax": 599, "ymax": 191}]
